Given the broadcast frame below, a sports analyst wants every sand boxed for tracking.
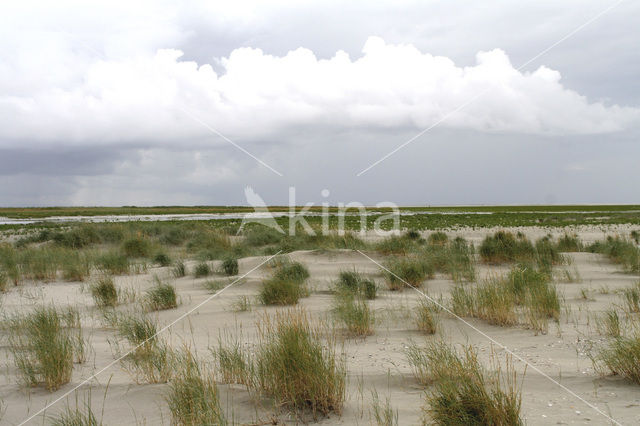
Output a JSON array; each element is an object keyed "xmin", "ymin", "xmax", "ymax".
[{"xmin": 1, "ymin": 225, "xmax": 640, "ymax": 425}]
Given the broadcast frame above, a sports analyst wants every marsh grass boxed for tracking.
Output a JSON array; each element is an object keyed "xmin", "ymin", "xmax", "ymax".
[
  {"xmin": 332, "ymin": 289, "xmax": 374, "ymax": 336},
  {"xmin": 595, "ymin": 335, "xmax": 640, "ymax": 384},
  {"xmin": 166, "ymin": 348, "xmax": 227, "ymax": 426},
  {"xmin": 383, "ymin": 256, "xmax": 432, "ymax": 290},
  {"xmin": 221, "ymin": 258, "xmax": 239, "ymax": 276},
  {"xmin": 8, "ymin": 306, "xmax": 85, "ymax": 391},
  {"xmin": 407, "ymin": 341, "xmax": 522, "ymax": 425},
  {"xmin": 144, "ymin": 277, "xmax": 178, "ymax": 311},
  {"xmin": 415, "ymin": 301, "xmax": 437, "ymax": 335},
  {"xmin": 255, "ymin": 308, "xmax": 346, "ymax": 417},
  {"xmin": 90, "ymin": 277, "xmax": 118, "ymax": 308},
  {"xmin": 111, "ymin": 312, "xmax": 174, "ymax": 384}
]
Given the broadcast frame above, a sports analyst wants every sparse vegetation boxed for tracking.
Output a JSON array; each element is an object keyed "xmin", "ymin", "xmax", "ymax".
[
  {"xmin": 332, "ymin": 289, "xmax": 374, "ymax": 336},
  {"xmin": 589, "ymin": 236, "xmax": 640, "ymax": 274},
  {"xmin": 415, "ymin": 301, "xmax": 437, "ymax": 335},
  {"xmin": 336, "ymin": 270, "xmax": 377, "ymax": 299},
  {"xmin": 259, "ymin": 259, "xmax": 309, "ymax": 305},
  {"xmin": 194, "ymin": 262, "xmax": 211, "ymax": 278},
  {"xmin": 383, "ymin": 256, "xmax": 432, "ymax": 290},
  {"xmin": 172, "ymin": 260, "xmax": 186, "ymax": 278},
  {"xmin": 595, "ymin": 335, "xmax": 640, "ymax": 384},
  {"xmin": 153, "ymin": 252, "xmax": 171, "ymax": 267}
]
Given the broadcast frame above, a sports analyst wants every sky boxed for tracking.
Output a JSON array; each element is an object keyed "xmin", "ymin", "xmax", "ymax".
[{"xmin": 0, "ymin": 0, "xmax": 639, "ymax": 207}]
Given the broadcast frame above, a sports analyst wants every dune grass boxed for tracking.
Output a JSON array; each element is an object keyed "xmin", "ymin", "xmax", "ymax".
[
  {"xmin": 479, "ymin": 231, "xmax": 536, "ymax": 264},
  {"xmin": 620, "ymin": 281, "xmax": 640, "ymax": 313},
  {"xmin": 597, "ymin": 309, "xmax": 621, "ymax": 338},
  {"xmin": 255, "ymin": 308, "xmax": 346, "ymax": 417},
  {"xmin": 153, "ymin": 252, "xmax": 171, "ymax": 267},
  {"xmin": 336, "ymin": 270, "xmax": 377, "ymax": 299},
  {"xmin": 589, "ymin": 236, "xmax": 640, "ymax": 274},
  {"xmin": 221, "ymin": 257, "xmax": 239, "ymax": 276},
  {"xmin": 415, "ymin": 301, "xmax": 437, "ymax": 335},
  {"xmin": 259, "ymin": 259, "xmax": 310, "ymax": 305},
  {"xmin": 49, "ymin": 395, "xmax": 101, "ymax": 426},
  {"xmin": 214, "ymin": 337, "xmax": 252, "ymax": 386},
  {"xmin": 332, "ymin": 289, "xmax": 374, "ymax": 336},
  {"xmin": 370, "ymin": 390, "xmax": 399, "ymax": 426},
  {"xmin": 383, "ymin": 256, "xmax": 432, "ymax": 290},
  {"xmin": 406, "ymin": 341, "xmax": 522, "ymax": 425},
  {"xmin": 595, "ymin": 335, "xmax": 640, "ymax": 384},
  {"xmin": 172, "ymin": 260, "xmax": 186, "ymax": 278},
  {"xmin": 90, "ymin": 277, "xmax": 119, "ymax": 308},
  {"xmin": 166, "ymin": 348, "xmax": 226, "ymax": 426},
  {"xmin": 194, "ymin": 262, "xmax": 211, "ymax": 278},
  {"xmin": 96, "ymin": 251, "xmax": 129, "ymax": 275},
  {"xmin": 144, "ymin": 278, "xmax": 178, "ymax": 311},
  {"xmin": 111, "ymin": 312, "xmax": 173, "ymax": 384},
  {"xmin": 556, "ymin": 233, "xmax": 582, "ymax": 252},
  {"xmin": 8, "ymin": 306, "xmax": 85, "ymax": 391}
]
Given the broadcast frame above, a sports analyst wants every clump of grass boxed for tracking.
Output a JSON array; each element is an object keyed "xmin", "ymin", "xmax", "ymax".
[
  {"xmin": 0, "ymin": 269, "xmax": 8, "ymax": 292},
  {"xmin": 112, "ymin": 312, "xmax": 173, "ymax": 384},
  {"xmin": 451, "ymin": 280, "xmax": 517, "ymax": 327},
  {"xmin": 370, "ymin": 390, "xmax": 398, "ymax": 426},
  {"xmin": 232, "ymin": 295, "xmax": 252, "ymax": 312},
  {"xmin": 8, "ymin": 306, "xmax": 84, "ymax": 391},
  {"xmin": 166, "ymin": 348, "xmax": 226, "ymax": 426},
  {"xmin": 589, "ymin": 236, "xmax": 640, "ymax": 273},
  {"xmin": 214, "ymin": 337, "xmax": 252, "ymax": 386},
  {"xmin": 259, "ymin": 259, "xmax": 310, "ymax": 305},
  {"xmin": 423, "ymin": 236, "xmax": 476, "ymax": 283},
  {"xmin": 597, "ymin": 309, "xmax": 621, "ymax": 337},
  {"xmin": 594, "ymin": 335, "xmax": 640, "ymax": 384},
  {"xmin": 332, "ymin": 290, "xmax": 374, "ymax": 336},
  {"xmin": 556, "ymin": 233, "xmax": 582, "ymax": 252},
  {"xmin": 144, "ymin": 278, "xmax": 178, "ymax": 311},
  {"xmin": 427, "ymin": 231, "xmax": 448, "ymax": 246},
  {"xmin": 172, "ymin": 260, "xmax": 186, "ymax": 278},
  {"xmin": 415, "ymin": 301, "xmax": 437, "ymax": 335},
  {"xmin": 336, "ymin": 270, "xmax": 377, "ymax": 299},
  {"xmin": 96, "ymin": 251, "xmax": 129, "ymax": 275},
  {"xmin": 49, "ymin": 393, "xmax": 101, "ymax": 426},
  {"xmin": 255, "ymin": 308, "xmax": 346, "ymax": 417},
  {"xmin": 479, "ymin": 231, "xmax": 535, "ymax": 264},
  {"xmin": 383, "ymin": 256, "xmax": 432, "ymax": 290},
  {"xmin": 194, "ymin": 262, "xmax": 211, "ymax": 278},
  {"xmin": 90, "ymin": 277, "xmax": 119, "ymax": 308},
  {"xmin": 375, "ymin": 235, "xmax": 421, "ymax": 255},
  {"xmin": 221, "ymin": 258, "xmax": 239, "ymax": 276},
  {"xmin": 407, "ymin": 341, "xmax": 522, "ymax": 425},
  {"xmin": 153, "ymin": 252, "xmax": 171, "ymax": 267},
  {"xmin": 61, "ymin": 251, "xmax": 91, "ymax": 282},
  {"xmin": 620, "ymin": 282, "xmax": 640, "ymax": 313},
  {"xmin": 203, "ymin": 280, "xmax": 226, "ymax": 293},
  {"xmin": 122, "ymin": 237, "xmax": 151, "ymax": 258}
]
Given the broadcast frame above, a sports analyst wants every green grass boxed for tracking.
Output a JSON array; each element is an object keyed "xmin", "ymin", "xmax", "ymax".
[
  {"xmin": 556, "ymin": 233, "xmax": 582, "ymax": 252},
  {"xmin": 96, "ymin": 251, "xmax": 129, "ymax": 275},
  {"xmin": 111, "ymin": 312, "xmax": 173, "ymax": 384},
  {"xmin": 589, "ymin": 236, "xmax": 640, "ymax": 274},
  {"xmin": 383, "ymin": 256, "xmax": 432, "ymax": 290},
  {"xmin": 144, "ymin": 278, "xmax": 178, "ymax": 311},
  {"xmin": 597, "ymin": 309, "xmax": 621, "ymax": 338},
  {"xmin": 8, "ymin": 306, "xmax": 85, "ymax": 391},
  {"xmin": 479, "ymin": 231, "xmax": 536, "ymax": 264},
  {"xmin": 221, "ymin": 257, "xmax": 239, "ymax": 276},
  {"xmin": 153, "ymin": 252, "xmax": 171, "ymax": 266},
  {"xmin": 0, "ymin": 269, "xmax": 7, "ymax": 292},
  {"xmin": 595, "ymin": 335, "xmax": 640, "ymax": 384},
  {"xmin": 49, "ymin": 396, "xmax": 101, "ymax": 426},
  {"xmin": 332, "ymin": 289, "xmax": 374, "ymax": 336},
  {"xmin": 194, "ymin": 262, "xmax": 211, "ymax": 278},
  {"xmin": 370, "ymin": 390, "xmax": 399, "ymax": 426},
  {"xmin": 255, "ymin": 308, "xmax": 346, "ymax": 417},
  {"xmin": 620, "ymin": 282, "xmax": 640, "ymax": 313},
  {"xmin": 259, "ymin": 259, "xmax": 310, "ymax": 305},
  {"xmin": 406, "ymin": 341, "xmax": 522, "ymax": 425},
  {"xmin": 214, "ymin": 337, "xmax": 252, "ymax": 386},
  {"xmin": 335, "ymin": 270, "xmax": 377, "ymax": 299},
  {"xmin": 415, "ymin": 301, "xmax": 437, "ymax": 335},
  {"xmin": 166, "ymin": 348, "xmax": 226, "ymax": 426},
  {"xmin": 172, "ymin": 260, "xmax": 186, "ymax": 278},
  {"xmin": 122, "ymin": 237, "xmax": 151, "ymax": 258},
  {"xmin": 90, "ymin": 277, "xmax": 118, "ymax": 308}
]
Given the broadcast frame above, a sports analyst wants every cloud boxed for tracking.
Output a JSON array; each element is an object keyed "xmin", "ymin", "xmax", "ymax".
[{"xmin": 1, "ymin": 35, "xmax": 638, "ymax": 151}]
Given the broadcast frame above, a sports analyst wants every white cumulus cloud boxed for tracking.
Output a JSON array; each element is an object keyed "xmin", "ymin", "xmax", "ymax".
[{"xmin": 0, "ymin": 35, "xmax": 638, "ymax": 150}]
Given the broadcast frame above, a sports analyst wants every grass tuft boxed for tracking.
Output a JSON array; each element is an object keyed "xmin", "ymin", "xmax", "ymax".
[
  {"xmin": 194, "ymin": 262, "xmax": 211, "ymax": 278},
  {"xmin": 221, "ymin": 258, "xmax": 239, "ymax": 276},
  {"xmin": 595, "ymin": 335, "xmax": 640, "ymax": 384},
  {"xmin": 144, "ymin": 278, "xmax": 178, "ymax": 311},
  {"xmin": 90, "ymin": 277, "xmax": 119, "ymax": 308},
  {"xmin": 332, "ymin": 289, "xmax": 374, "ymax": 336}
]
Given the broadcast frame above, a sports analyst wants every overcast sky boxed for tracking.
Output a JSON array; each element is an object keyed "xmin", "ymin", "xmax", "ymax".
[{"xmin": 1, "ymin": 0, "xmax": 638, "ymax": 207}]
